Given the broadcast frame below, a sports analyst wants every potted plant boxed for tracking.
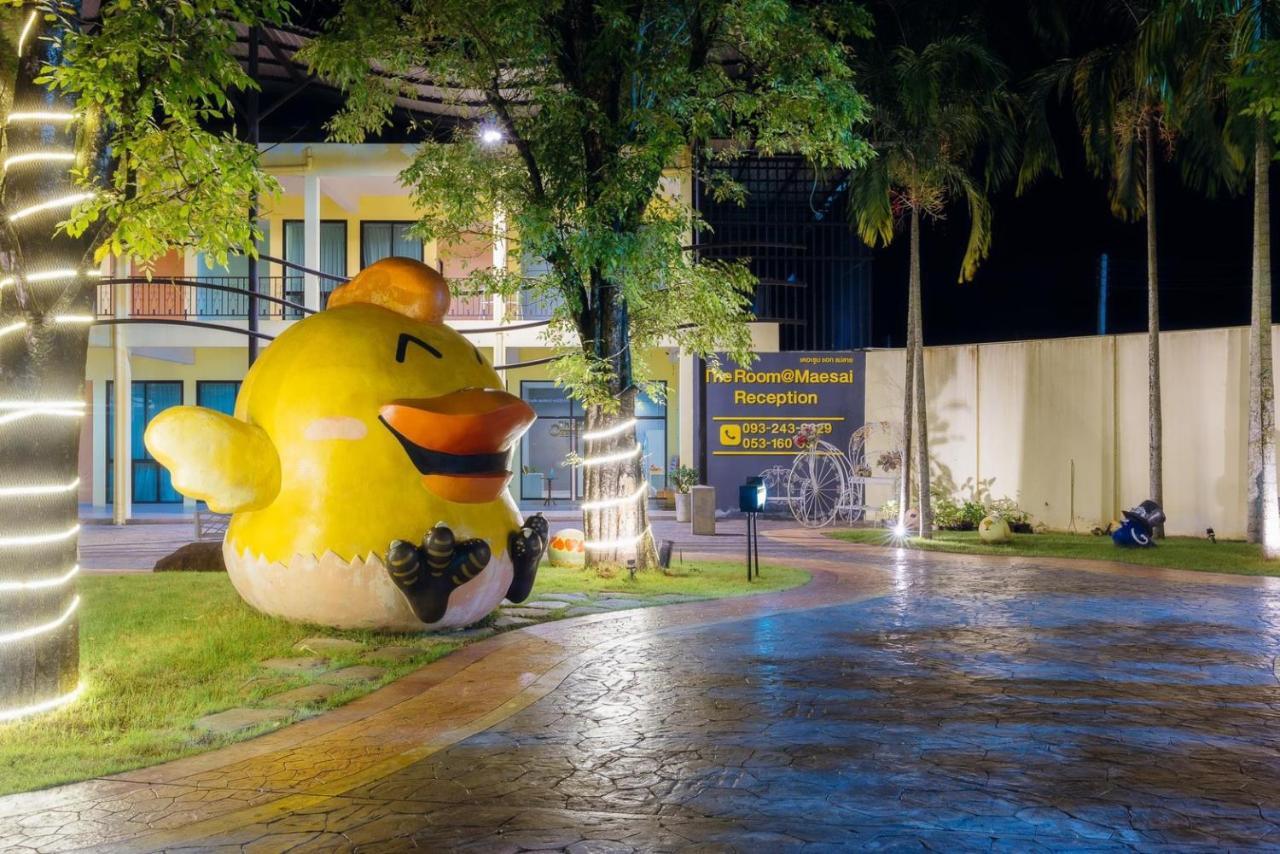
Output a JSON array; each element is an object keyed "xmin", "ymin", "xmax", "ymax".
[{"xmin": 670, "ymin": 463, "xmax": 698, "ymax": 522}]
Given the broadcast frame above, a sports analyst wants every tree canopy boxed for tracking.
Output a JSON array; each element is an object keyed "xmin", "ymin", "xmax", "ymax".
[
  {"xmin": 303, "ymin": 0, "xmax": 875, "ymax": 406},
  {"xmin": 5, "ymin": 0, "xmax": 288, "ymax": 268}
]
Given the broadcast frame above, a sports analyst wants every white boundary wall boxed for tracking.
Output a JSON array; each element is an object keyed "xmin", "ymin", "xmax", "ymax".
[{"xmin": 864, "ymin": 325, "xmax": 1263, "ymax": 538}]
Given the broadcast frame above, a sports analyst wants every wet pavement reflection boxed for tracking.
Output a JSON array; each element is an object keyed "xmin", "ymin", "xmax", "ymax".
[{"xmin": 196, "ymin": 552, "xmax": 1280, "ymax": 851}]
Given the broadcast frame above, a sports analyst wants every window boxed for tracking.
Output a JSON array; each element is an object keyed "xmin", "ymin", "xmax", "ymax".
[
  {"xmin": 517, "ymin": 249, "xmax": 563, "ymax": 320},
  {"xmin": 283, "ymin": 220, "xmax": 347, "ymax": 312},
  {"xmin": 517, "ymin": 381, "xmax": 667, "ymax": 501},
  {"xmin": 105, "ymin": 381, "xmax": 184, "ymax": 504},
  {"xmin": 195, "ymin": 219, "xmax": 269, "ymax": 317},
  {"xmin": 197, "ymin": 381, "xmax": 241, "ymax": 416},
  {"xmin": 361, "ymin": 221, "xmax": 422, "ymax": 268}
]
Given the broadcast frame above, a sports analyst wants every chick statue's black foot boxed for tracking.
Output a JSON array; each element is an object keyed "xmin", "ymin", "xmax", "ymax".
[
  {"xmin": 386, "ymin": 522, "xmax": 492, "ymax": 624},
  {"xmin": 506, "ymin": 513, "xmax": 548, "ymax": 604}
]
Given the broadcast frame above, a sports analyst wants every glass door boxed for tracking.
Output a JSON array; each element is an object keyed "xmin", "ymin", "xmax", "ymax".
[
  {"xmin": 106, "ymin": 381, "xmax": 184, "ymax": 504},
  {"xmin": 518, "ymin": 381, "xmax": 668, "ymax": 502}
]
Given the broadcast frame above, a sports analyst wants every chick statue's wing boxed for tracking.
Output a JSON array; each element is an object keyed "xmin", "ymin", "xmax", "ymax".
[{"xmin": 144, "ymin": 406, "xmax": 281, "ymax": 513}]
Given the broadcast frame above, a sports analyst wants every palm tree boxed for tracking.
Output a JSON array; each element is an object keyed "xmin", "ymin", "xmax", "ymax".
[
  {"xmin": 1021, "ymin": 0, "xmax": 1175, "ymax": 536},
  {"xmin": 1154, "ymin": 0, "xmax": 1277, "ymax": 553},
  {"xmin": 848, "ymin": 30, "xmax": 1018, "ymax": 538}
]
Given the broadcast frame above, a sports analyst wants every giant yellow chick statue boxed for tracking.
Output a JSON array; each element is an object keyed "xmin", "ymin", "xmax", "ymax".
[{"xmin": 144, "ymin": 258, "xmax": 547, "ymax": 631}]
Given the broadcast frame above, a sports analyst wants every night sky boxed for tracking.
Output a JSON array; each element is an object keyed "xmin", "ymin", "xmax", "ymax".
[
  {"xmin": 870, "ymin": 118, "xmax": 1276, "ymax": 349},
  {"xmin": 868, "ymin": 0, "xmax": 1279, "ymax": 349}
]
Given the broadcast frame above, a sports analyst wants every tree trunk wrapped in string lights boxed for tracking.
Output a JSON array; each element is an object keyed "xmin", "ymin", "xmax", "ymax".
[
  {"xmin": 0, "ymin": 2, "xmax": 102, "ymax": 721},
  {"xmin": 0, "ymin": 0, "xmax": 282, "ymax": 721}
]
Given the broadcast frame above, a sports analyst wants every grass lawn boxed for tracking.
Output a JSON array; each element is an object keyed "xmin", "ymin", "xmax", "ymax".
[
  {"xmin": 828, "ymin": 528, "xmax": 1280, "ymax": 576},
  {"xmin": 0, "ymin": 559, "xmax": 807, "ymax": 797}
]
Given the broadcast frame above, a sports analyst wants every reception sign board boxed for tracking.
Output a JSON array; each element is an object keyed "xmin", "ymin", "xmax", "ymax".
[{"xmin": 700, "ymin": 351, "xmax": 865, "ymax": 511}]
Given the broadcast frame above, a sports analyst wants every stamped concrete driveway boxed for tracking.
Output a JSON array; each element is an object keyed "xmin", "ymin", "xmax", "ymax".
[{"xmin": 6, "ymin": 532, "xmax": 1280, "ymax": 851}]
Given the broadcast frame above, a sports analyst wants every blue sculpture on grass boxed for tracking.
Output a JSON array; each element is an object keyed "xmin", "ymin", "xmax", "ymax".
[{"xmin": 1112, "ymin": 499, "xmax": 1166, "ymax": 548}]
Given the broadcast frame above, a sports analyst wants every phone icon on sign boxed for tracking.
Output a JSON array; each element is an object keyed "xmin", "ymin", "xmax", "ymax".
[{"xmin": 720, "ymin": 424, "xmax": 742, "ymax": 446}]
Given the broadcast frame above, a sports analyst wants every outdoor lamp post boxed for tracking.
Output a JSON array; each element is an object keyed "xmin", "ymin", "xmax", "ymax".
[{"xmin": 740, "ymin": 476, "xmax": 766, "ymax": 581}]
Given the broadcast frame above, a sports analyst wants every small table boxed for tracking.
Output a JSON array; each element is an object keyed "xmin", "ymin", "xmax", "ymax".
[{"xmin": 543, "ymin": 474, "xmax": 557, "ymax": 507}]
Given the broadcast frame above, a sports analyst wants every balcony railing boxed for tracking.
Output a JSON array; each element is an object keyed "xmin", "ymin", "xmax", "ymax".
[
  {"xmin": 91, "ymin": 276, "xmax": 627, "ymax": 328},
  {"xmin": 95, "ymin": 277, "xmax": 306, "ymax": 320},
  {"xmin": 507, "ymin": 291, "xmax": 563, "ymax": 321}
]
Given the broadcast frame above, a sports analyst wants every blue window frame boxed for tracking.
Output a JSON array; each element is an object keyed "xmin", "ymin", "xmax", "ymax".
[
  {"xmin": 197, "ymin": 381, "xmax": 241, "ymax": 416},
  {"xmin": 105, "ymin": 381, "xmax": 184, "ymax": 504}
]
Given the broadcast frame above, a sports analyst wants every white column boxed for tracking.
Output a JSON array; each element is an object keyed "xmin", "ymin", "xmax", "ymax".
[
  {"xmin": 303, "ymin": 173, "xmax": 321, "ymax": 311},
  {"xmin": 111, "ymin": 266, "xmax": 132, "ymax": 525},
  {"xmin": 678, "ymin": 350, "xmax": 696, "ymax": 470}
]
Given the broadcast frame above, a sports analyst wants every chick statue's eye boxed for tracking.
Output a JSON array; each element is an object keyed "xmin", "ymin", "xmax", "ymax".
[{"xmin": 396, "ymin": 333, "xmax": 443, "ymax": 363}]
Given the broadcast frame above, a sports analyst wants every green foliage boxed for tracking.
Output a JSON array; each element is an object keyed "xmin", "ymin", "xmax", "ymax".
[
  {"xmin": 31, "ymin": 0, "xmax": 288, "ymax": 264},
  {"xmin": 928, "ymin": 485, "xmax": 1029, "ymax": 532},
  {"xmin": 987, "ymin": 496, "xmax": 1031, "ymax": 529},
  {"xmin": 879, "ymin": 497, "xmax": 900, "ymax": 522},
  {"xmin": 846, "ymin": 19, "xmax": 1018, "ymax": 281},
  {"xmin": 669, "ymin": 464, "xmax": 699, "ymax": 494},
  {"xmin": 929, "ymin": 488, "xmax": 986, "ymax": 531},
  {"xmin": 301, "ymin": 0, "xmax": 873, "ymax": 402}
]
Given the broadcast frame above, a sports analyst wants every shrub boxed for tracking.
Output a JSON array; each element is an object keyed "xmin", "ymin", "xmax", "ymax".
[{"xmin": 989, "ymin": 497, "xmax": 1033, "ymax": 533}]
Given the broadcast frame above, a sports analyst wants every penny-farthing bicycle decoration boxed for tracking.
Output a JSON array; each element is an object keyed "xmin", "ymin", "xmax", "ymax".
[
  {"xmin": 772, "ymin": 421, "xmax": 905, "ymax": 528},
  {"xmin": 785, "ymin": 423, "xmax": 852, "ymax": 528}
]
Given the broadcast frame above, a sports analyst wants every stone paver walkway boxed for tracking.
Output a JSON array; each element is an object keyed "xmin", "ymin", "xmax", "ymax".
[{"xmin": 8, "ymin": 531, "xmax": 1280, "ymax": 850}]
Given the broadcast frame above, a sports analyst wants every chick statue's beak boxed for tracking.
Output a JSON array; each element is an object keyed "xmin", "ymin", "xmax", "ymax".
[{"xmin": 379, "ymin": 389, "xmax": 536, "ymax": 503}]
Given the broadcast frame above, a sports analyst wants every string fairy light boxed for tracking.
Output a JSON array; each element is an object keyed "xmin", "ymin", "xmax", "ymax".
[
  {"xmin": 0, "ymin": 321, "xmax": 26, "ymax": 340},
  {"xmin": 0, "ymin": 478, "xmax": 79, "ymax": 498},
  {"xmin": 578, "ymin": 444, "xmax": 642, "ymax": 467},
  {"xmin": 0, "ymin": 682, "xmax": 83, "ymax": 723},
  {"xmin": 15, "ymin": 10, "xmax": 37, "ymax": 57},
  {"xmin": 6, "ymin": 111, "xmax": 78, "ymax": 124},
  {"xmin": 4, "ymin": 153, "xmax": 76, "ymax": 173},
  {"xmin": 584, "ymin": 527, "xmax": 652, "ymax": 551},
  {"xmin": 0, "ymin": 406, "xmax": 84, "ymax": 427},
  {"xmin": 0, "ymin": 269, "xmax": 97, "ymax": 291},
  {"xmin": 0, "ymin": 524, "xmax": 80, "ymax": 548},
  {"xmin": 581, "ymin": 418, "xmax": 637, "ymax": 441},
  {"xmin": 51, "ymin": 314, "xmax": 93, "ymax": 324},
  {"xmin": 0, "ymin": 399, "xmax": 86, "ymax": 410},
  {"xmin": 580, "ymin": 481, "xmax": 650, "ymax": 511},
  {"xmin": 9, "ymin": 191, "xmax": 94, "ymax": 222},
  {"xmin": 0, "ymin": 595, "xmax": 79, "ymax": 644},
  {"xmin": 0, "ymin": 564, "xmax": 78, "ymax": 593},
  {"xmin": 574, "ymin": 415, "xmax": 652, "ymax": 550}
]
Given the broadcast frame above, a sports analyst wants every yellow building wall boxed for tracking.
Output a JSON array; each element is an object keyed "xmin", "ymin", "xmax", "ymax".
[{"xmin": 865, "ymin": 325, "xmax": 1266, "ymax": 538}]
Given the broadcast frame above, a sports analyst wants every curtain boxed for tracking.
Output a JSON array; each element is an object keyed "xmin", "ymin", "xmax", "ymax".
[
  {"xmin": 391, "ymin": 223, "xmax": 422, "ymax": 260},
  {"xmin": 198, "ymin": 382, "xmax": 240, "ymax": 416},
  {"xmin": 283, "ymin": 221, "xmax": 305, "ymax": 302},
  {"xmin": 363, "ymin": 222, "xmax": 422, "ymax": 267},
  {"xmin": 362, "ymin": 223, "xmax": 393, "ymax": 267},
  {"xmin": 320, "ymin": 222, "xmax": 346, "ymax": 302}
]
